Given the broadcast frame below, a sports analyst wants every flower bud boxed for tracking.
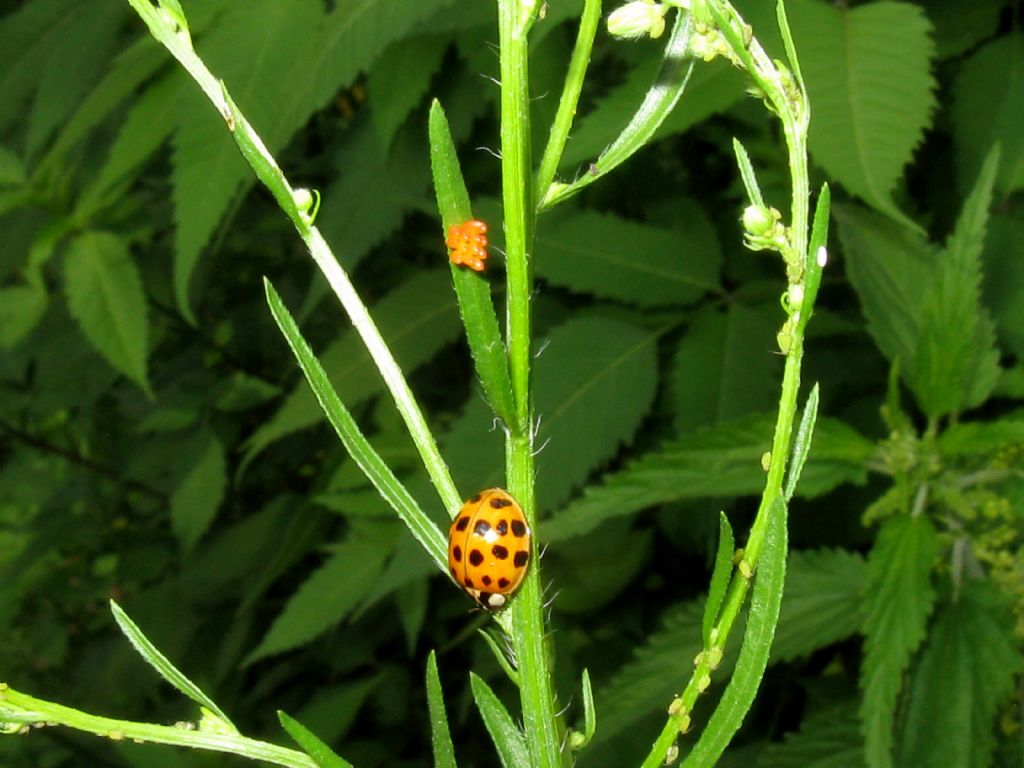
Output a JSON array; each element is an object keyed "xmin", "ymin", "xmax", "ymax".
[{"xmin": 608, "ymin": 0, "xmax": 668, "ymax": 40}]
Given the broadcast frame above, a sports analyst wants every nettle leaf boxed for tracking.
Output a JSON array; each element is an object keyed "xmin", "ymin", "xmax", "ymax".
[
  {"xmin": 896, "ymin": 583, "xmax": 1023, "ymax": 768},
  {"xmin": 953, "ymin": 33, "xmax": 1024, "ymax": 195},
  {"xmin": 169, "ymin": 430, "xmax": 227, "ymax": 552},
  {"xmin": 589, "ymin": 600, "xmax": 706, "ymax": 749},
  {"xmin": 243, "ymin": 269, "xmax": 460, "ymax": 464},
  {"xmin": 670, "ymin": 302, "xmax": 782, "ymax": 434},
  {"xmin": 0, "ymin": 284, "xmax": 47, "ymax": 348},
  {"xmin": 758, "ymin": 701, "xmax": 863, "ymax": 768},
  {"xmin": 24, "ymin": 0, "xmax": 126, "ymax": 160},
  {"xmin": 859, "ymin": 515, "xmax": 939, "ymax": 768},
  {"xmin": 63, "ymin": 231, "xmax": 151, "ymax": 395},
  {"xmin": 535, "ymin": 208, "xmax": 721, "ymax": 306},
  {"xmin": 788, "ymin": 0, "xmax": 936, "ymax": 227},
  {"xmin": 771, "ymin": 548, "xmax": 866, "ymax": 663},
  {"xmin": 172, "ymin": 0, "xmax": 324, "ymax": 319},
  {"xmin": 245, "ymin": 528, "xmax": 393, "ymax": 664},
  {"xmin": 317, "ymin": 122, "xmax": 431, "ymax": 274},
  {"xmin": 0, "ymin": 0, "xmax": 73, "ymax": 135},
  {"xmin": 912, "ymin": 147, "xmax": 1001, "ymax": 416},
  {"xmin": 369, "ymin": 35, "xmax": 448, "ymax": 153},
  {"xmin": 541, "ymin": 414, "xmax": 873, "ymax": 542}
]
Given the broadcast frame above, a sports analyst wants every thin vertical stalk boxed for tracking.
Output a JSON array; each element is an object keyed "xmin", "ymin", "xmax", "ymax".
[{"xmin": 497, "ymin": 1, "xmax": 565, "ymax": 766}]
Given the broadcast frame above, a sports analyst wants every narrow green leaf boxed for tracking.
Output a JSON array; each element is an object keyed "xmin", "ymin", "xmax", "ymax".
[
  {"xmin": 788, "ymin": 1, "xmax": 935, "ymax": 228},
  {"xmin": 469, "ymin": 673, "xmax": 530, "ymax": 768},
  {"xmin": 109, "ymin": 600, "xmax": 236, "ymax": 731},
  {"xmin": 426, "ymin": 651, "xmax": 458, "ymax": 768},
  {"xmin": 534, "ymin": 209, "xmax": 721, "ymax": 306},
  {"xmin": 244, "ymin": 269, "xmax": 461, "ymax": 466},
  {"xmin": 771, "ymin": 548, "xmax": 866, "ymax": 663},
  {"xmin": 278, "ymin": 710, "xmax": 353, "ymax": 768},
  {"xmin": 580, "ymin": 669, "xmax": 596, "ymax": 748},
  {"xmin": 541, "ymin": 10, "xmax": 695, "ymax": 208},
  {"xmin": 702, "ymin": 512, "xmax": 735, "ymax": 647},
  {"xmin": 798, "ymin": 183, "xmax": 830, "ymax": 333},
  {"xmin": 477, "ymin": 629, "xmax": 520, "ymax": 686},
  {"xmin": 245, "ymin": 533, "xmax": 391, "ymax": 664},
  {"xmin": 732, "ymin": 138, "xmax": 764, "ymax": 208},
  {"xmin": 860, "ymin": 515, "xmax": 939, "ymax": 768},
  {"xmin": 169, "ymin": 431, "xmax": 227, "ymax": 552},
  {"xmin": 775, "ymin": 0, "xmax": 805, "ymax": 94},
  {"xmin": 681, "ymin": 497, "xmax": 788, "ymax": 766},
  {"xmin": 896, "ymin": 583, "xmax": 1023, "ymax": 768},
  {"xmin": 428, "ymin": 100, "xmax": 516, "ymax": 427},
  {"xmin": 63, "ymin": 231, "xmax": 151, "ymax": 395},
  {"xmin": 263, "ymin": 279, "xmax": 448, "ymax": 571},
  {"xmin": 784, "ymin": 383, "xmax": 819, "ymax": 501}
]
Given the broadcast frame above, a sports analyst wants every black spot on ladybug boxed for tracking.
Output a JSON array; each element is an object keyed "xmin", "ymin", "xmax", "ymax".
[
  {"xmin": 449, "ymin": 566, "xmax": 457, "ymax": 579},
  {"xmin": 455, "ymin": 516, "xmax": 470, "ymax": 531},
  {"xmin": 465, "ymin": 578, "xmax": 474, "ymax": 588},
  {"xmin": 496, "ymin": 519, "xmax": 508, "ymax": 535},
  {"xmin": 482, "ymin": 575, "xmax": 492, "ymax": 586},
  {"xmin": 470, "ymin": 493, "xmax": 482, "ymax": 502},
  {"xmin": 453, "ymin": 545, "xmax": 462, "ymax": 562},
  {"xmin": 514, "ymin": 551, "xmax": 529, "ymax": 568},
  {"xmin": 490, "ymin": 497, "xmax": 513, "ymax": 509},
  {"xmin": 511, "ymin": 520, "xmax": 527, "ymax": 537},
  {"xmin": 498, "ymin": 577, "xmax": 510, "ymax": 589},
  {"xmin": 469, "ymin": 549, "xmax": 484, "ymax": 566},
  {"xmin": 492, "ymin": 544, "xmax": 509, "ymax": 560},
  {"xmin": 474, "ymin": 520, "xmax": 492, "ymax": 537}
]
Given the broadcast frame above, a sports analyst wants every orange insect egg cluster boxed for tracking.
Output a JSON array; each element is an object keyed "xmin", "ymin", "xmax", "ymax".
[
  {"xmin": 446, "ymin": 219, "xmax": 489, "ymax": 272},
  {"xmin": 448, "ymin": 488, "xmax": 531, "ymax": 610}
]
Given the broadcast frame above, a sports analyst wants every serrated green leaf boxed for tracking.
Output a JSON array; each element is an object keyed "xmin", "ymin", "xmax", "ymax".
[
  {"xmin": 682, "ymin": 497, "xmax": 787, "ymax": 767},
  {"xmin": 371, "ymin": 36, "xmax": 447, "ymax": 152},
  {"xmin": 535, "ymin": 209, "xmax": 721, "ymax": 306},
  {"xmin": 897, "ymin": 583, "xmax": 1023, "ymax": 768},
  {"xmin": 0, "ymin": 284, "xmax": 47, "ymax": 348},
  {"xmin": 771, "ymin": 548, "xmax": 866, "ymax": 663},
  {"xmin": 171, "ymin": 0, "xmax": 324, "ymax": 319},
  {"xmin": 0, "ymin": 0, "xmax": 72, "ymax": 135},
  {"xmin": 469, "ymin": 673, "xmax": 529, "ymax": 768},
  {"xmin": 278, "ymin": 711, "xmax": 353, "ymax": 768},
  {"xmin": 542, "ymin": 414, "xmax": 873, "ymax": 542},
  {"xmin": 670, "ymin": 302, "xmax": 783, "ymax": 434},
  {"xmin": 702, "ymin": 512, "xmax": 735, "ymax": 646},
  {"xmin": 245, "ymin": 533, "xmax": 392, "ymax": 664},
  {"xmin": 860, "ymin": 515, "xmax": 939, "ymax": 768},
  {"xmin": 109, "ymin": 600, "xmax": 236, "ymax": 730},
  {"xmin": 953, "ymin": 33, "xmax": 1024, "ymax": 194},
  {"xmin": 63, "ymin": 231, "xmax": 151, "ymax": 395},
  {"xmin": 24, "ymin": 0, "xmax": 126, "ymax": 160},
  {"xmin": 789, "ymin": 0, "xmax": 935, "ymax": 228},
  {"xmin": 244, "ymin": 269, "xmax": 460, "ymax": 464},
  {"xmin": 169, "ymin": 430, "xmax": 227, "ymax": 552},
  {"xmin": 589, "ymin": 600, "xmax": 706, "ymax": 749},
  {"xmin": 758, "ymin": 702, "xmax": 863, "ymax": 768},
  {"xmin": 912, "ymin": 146, "xmax": 1001, "ymax": 416},
  {"xmin": 426, "ymin": 651, "xmax": 458, "ymax": 768},
  {"xmin": 937, "ymin": 411, "xmax": 1024, "ymax": 458}
]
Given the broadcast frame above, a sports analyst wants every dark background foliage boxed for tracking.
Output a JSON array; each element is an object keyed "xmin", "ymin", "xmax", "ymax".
[{"xmin": 1, "ymin": 0, "xmax": 1022, "ymax": 766}]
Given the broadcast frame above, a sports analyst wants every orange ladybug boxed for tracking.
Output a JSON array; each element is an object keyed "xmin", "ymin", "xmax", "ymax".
[
  {"xmin": 448, "ymin": 488, "xmax": 531, "ymax": 609},
  {"xmin": 446, "ymin": 219, "xmax": 488, "ymax": 272}
]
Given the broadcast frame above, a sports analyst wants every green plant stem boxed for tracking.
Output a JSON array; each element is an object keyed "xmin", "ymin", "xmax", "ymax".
[
  {"xmin": 534, "ymin": 0, "xmax": 602, "ymax": 204},
  {"xmin": 497, "ymin": 1, "xmax": 565, "ymax": 766},
  {"xmin": 0, "ymin": 686, "xmax": 316, "ymax": 768}
]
